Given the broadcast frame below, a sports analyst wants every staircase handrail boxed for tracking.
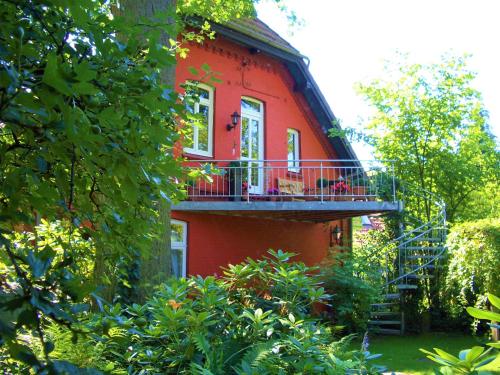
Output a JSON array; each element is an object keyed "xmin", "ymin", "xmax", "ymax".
[{"xmin": 382, "ymin": 183, "xmax": 447, "ymax": 287}]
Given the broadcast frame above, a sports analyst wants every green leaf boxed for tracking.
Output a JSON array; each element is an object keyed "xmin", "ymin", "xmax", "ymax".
[
  {"xmin": 465, "ymin": 346, "xmax": 484, "ymax": 362},
  {"xmin": 488, "ymin": 294, "xmax": 500, "ymax": 310},
  {"xmin": 74, "ymin": 61, "xmax": 97, "ymax": 82},
  {"xmin": 26, "ymin": 250, "xmax": 53, "ymax": 279},
  {"xmin": 73, "ymin": 82, "xmax": 98, "ymax": 95},
  {"xmin": 432, "ymin": 348, "xmax": 460, "ymax": 364},
  {"xmin": 201, "ymin": 63, "xmax": 211, "ymax": 73},
  {"xmin": 467, "ymin": 307, "xmax": 500, "ymax": 322},
  {"xmin": 42, "ymin": 53, "xmax": 72, "ymax": 96},
  {"xmin": 8, "ymin": 342, "xmax": 40, "ymax": 367}
]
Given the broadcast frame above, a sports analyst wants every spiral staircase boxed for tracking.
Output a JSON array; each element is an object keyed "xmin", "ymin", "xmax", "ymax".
[{"xmin": 368, "ymin": 188, "xmax": 448, "ymax": 335}]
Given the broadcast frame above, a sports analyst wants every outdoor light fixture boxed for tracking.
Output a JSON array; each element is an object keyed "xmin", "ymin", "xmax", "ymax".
[
  {"xmin": 226, "ymin": 111, "xmax": 241, "ymax": 131},
  {"xmin": 331, "ymin": 225, "xmax": 343, "ymax": 246}
]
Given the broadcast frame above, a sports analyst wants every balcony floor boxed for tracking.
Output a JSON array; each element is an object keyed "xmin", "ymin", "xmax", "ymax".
[{"xmin": 172, "ymin": 200, "xmax": 402, "ymax": 223}]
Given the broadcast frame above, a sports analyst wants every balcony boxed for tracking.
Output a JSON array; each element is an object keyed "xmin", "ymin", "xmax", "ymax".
[{"xmin": 172, "ymin": 159, "xmax": 402, "ymax": 222}]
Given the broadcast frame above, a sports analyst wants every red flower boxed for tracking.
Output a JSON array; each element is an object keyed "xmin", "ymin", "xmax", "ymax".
[{"xmin": 333, "ymin": 181, "xmax": 350, "ymax": 193}]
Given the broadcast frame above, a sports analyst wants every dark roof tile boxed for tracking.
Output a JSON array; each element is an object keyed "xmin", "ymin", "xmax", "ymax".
[{"xmin": 223, "ymin": 18, "xmax": 302, "ymax": 57}]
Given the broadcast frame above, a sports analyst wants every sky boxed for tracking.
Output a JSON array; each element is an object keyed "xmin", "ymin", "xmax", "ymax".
[{"xmin": 255, "ymin": 0, "xmax": 500, "ymax": 160}]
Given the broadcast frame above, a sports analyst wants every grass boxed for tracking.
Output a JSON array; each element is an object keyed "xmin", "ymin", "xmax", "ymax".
[{"xmin": 360, "ymin": 332, "xmax": 500, "ymax": 374}]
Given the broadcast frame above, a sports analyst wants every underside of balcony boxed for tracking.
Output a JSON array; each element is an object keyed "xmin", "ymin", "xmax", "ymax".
[{"xmin": 172, "ymin": 200, "xmax": 402, "ymax": 223}]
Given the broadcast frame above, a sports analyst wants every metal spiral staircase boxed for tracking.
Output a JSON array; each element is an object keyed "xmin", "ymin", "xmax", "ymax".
[{"xmin": 368, "ymin": 188, "xmax": 447, "ymax": 335}]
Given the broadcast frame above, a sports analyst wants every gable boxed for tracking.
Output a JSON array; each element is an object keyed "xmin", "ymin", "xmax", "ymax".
[
  {"xmin": 177, "ymin": 35, "xmax": 341, "ymax": 161},
  {"xmin": 210, "ymin": 18, "xmax": 360, "ymax": 166}
]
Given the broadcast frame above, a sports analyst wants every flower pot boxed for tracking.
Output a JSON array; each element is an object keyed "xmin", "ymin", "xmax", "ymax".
[
  {"xmin": 351, "ymin": 186, "xmax": 367, "ymax": 201},
  {"xmin": 332, "ymin": 194, "xmax": 350, "ymax": 201}
]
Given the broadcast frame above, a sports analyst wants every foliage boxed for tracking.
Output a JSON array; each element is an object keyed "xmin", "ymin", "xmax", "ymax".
[
  {"xmin": 356, "ymin": 53, "xmax": 499, "ymax": 223},
  {"xmin": 442, "ymin": 218, "xmax": 500, "ymax": 330},
  {"xmin": 420, "ymin": 294, "xmax": 500, "ymax": 375},
  {"xmin": 420, "ymin": 345, "xmax": 497, "ymax": 375},
  {"xmin": 45, "ymin": 250, "xmax": 386, "ymax": 374},
  {"xmin": 0, "ymin": 0, "xmax": 189, "ymax": 369},
  {"xmin": 318, "ymin": 247, "xmax": 384, "ymax": 332}
]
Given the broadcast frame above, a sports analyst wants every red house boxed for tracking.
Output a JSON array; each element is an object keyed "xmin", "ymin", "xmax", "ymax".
[{"xmin": 170, "ymin": 18, "xmax": 400, "ymax": 278}]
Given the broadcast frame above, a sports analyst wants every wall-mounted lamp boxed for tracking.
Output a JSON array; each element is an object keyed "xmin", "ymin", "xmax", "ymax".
[
  {"xmin": 226, "ymin": 111, "xmax": 241, "ymax": 131},
  {"xmin": 331, "ymin": 225, "xmax": 343, "ymax": 246}
]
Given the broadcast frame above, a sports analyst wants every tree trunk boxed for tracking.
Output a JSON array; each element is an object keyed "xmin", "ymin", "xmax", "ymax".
[
  {"xmin": 93, "ymin": 0, "xmax": 177, "ymax": 304},
  {"xmin": 122, "ymin": 0, "xmax": 177, "ymax": 302}
]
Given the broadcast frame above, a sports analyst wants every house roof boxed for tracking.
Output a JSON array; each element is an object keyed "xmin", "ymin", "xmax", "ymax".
[
  {"xmin": 223, "ymin": 18, "xmax": 302, "ymax": 58},
  {"xmin": 211, "ymin": 18, "xmax": 361, "ymax": 166}
]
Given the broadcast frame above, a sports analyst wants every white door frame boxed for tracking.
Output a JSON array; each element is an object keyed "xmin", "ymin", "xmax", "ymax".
[{"xmin": 240, "ymin": 97, "xmax": 264, "ymax": 194}]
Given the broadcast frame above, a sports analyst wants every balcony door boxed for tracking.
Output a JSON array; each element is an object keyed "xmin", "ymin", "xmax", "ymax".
[{"xmin": 240, "ymin": 97, "xmax": 264, "ymax": 194}]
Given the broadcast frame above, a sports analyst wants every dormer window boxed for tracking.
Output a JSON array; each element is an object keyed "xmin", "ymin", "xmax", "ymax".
[{"xmin": 184, "ymin": 83, "xmax": 214, "ymax": 157}]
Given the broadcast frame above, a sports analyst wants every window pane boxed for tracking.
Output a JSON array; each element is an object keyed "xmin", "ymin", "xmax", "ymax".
[
  {"xmin": 197, "ymin": 104, "xmax": 209, "ymax": 152},
  {"xmin": 241, "ymin": 117, "xmax": 249, "ymax": 158},
  {"xmin": 251, "ymin": 119, "xmax": 259, "ymax": 159},
  {"xmin": 288, "ymin": 131, "xmax": 299, "ymax": 169},
  {"xmin": 198, "ymin": 88, "xmax": 209, "ymax": 100},
  {"xmin": 171, "ymin": 223, "xmax": 184, "ymax": 244},
  {"xmin": 241, "ymin": 99, "xmax": 260, "ymax": 112},
  {"xmin": 288, "ymin": 132, "xmax": 295, "ymax": 157},
  {"xmin": 171, "ymin": 248, "xmax": 183, "ymax": 278}
]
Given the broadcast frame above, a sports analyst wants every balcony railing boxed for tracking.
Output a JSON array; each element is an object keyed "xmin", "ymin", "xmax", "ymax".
[{"xmin": 181, "ymin": 159, "xmax": 396, "ymax": 203}]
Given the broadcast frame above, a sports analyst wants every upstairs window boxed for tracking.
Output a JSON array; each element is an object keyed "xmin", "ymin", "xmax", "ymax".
[
  {"xmin": 287, "ymin": 129, "xmax": 300, "ymax": 172},
  {"xmin": 184, "ymin": 83, "xmax": 214, "ymax": 157},
  {"xmin": 171, "ymin": 220, "xmax": 187, "ymax": 278}
]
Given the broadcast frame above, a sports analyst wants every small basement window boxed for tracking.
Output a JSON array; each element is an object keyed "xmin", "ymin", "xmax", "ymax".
[{"xmin": 171, "ymin": 219, "xmax": 187, "ymax": 277}]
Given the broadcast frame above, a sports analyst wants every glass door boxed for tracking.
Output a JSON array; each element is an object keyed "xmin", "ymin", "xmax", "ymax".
[{"xmin": 240, "ymin": 97, "xmax": 264, "ymax": 194}]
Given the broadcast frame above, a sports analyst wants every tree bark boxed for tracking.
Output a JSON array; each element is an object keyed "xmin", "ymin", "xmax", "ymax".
[
  {"xmin": 122, "ymin": 0, "xmax": 177, "ymax": 302},
  {"xmin": 92, "ymin": 0, "xmax": 177, "ymax": 304}
]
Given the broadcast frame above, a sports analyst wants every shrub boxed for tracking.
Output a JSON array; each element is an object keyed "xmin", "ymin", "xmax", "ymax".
[
  {"xmin": 46, "ymin": 250, "xmax": 385, "ymax": 374},
  {"xmin": 442, "ymin": 218, "xmax": 500, "ymax": 331},
  {"xmin": 318, "ymin": 249, "xmax": 382, "ymax": 332}
]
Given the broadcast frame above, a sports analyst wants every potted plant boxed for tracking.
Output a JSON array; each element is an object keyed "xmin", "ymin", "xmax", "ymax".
[
  {"xmin": 227, "ymin": 161, "xmax": 243, "ymax": 201},
  {"xmin": 267, "ymin": 187, "xmax": 281, "ymax": 201},
  {"xmin": 350, "ymin": 175, "xmax": 369, "ymax": 201},
  {"xmin": 332, "ymin": 180, "xmax": 350, "ymax": 201},
  {"xmin": 314, "ymin": 178, "xmax": 331, "ymax": 197}
]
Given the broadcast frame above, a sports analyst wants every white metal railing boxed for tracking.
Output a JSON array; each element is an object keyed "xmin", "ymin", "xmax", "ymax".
[{"xmin": 181, "ymin": 159, "xmax": 396, "ymax": 203}]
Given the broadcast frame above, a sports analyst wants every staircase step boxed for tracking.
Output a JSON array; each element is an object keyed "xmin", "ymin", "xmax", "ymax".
[
  {"xmin": 384, "ymin": 293, "xmax": 401, "ymax": 300},
  {"xmin": 404, "ymin": 246, "xmax": 444, "ymax": 251},
  {"xmin": 410, "ymin": 264, "xmax": 436, "ymax": 270},
  {"xmin": 407, "ymin": 255, "xmax": 444, "ymax": 260},
  {"xmin": 368, "ymin": 320, "xmax": 401, "ymax": 325},
  {"xmin": 397, "ymin": 284, "xmax": 418, "ymax": 290},
  {"xmin": 370, "ymin": 328, "xmax": 402, "ymax": 335},
  {"xmin": 371, "ymin": 311, "xmax": 400, "ymax": 317},
  {"xmin": 406, "ymin": 274, "xmax": 434, "ymax": 279},
  {"xmin": 371, "ymin": 302, "xmax": 398, "ymax": 308},
  {"xmin": 415, "ymin": 237, "xmax": 442, "ymax": 242}
]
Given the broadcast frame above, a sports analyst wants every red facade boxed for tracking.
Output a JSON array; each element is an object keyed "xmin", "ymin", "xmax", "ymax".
[{"xmin": 172, "ymin": 24, "xmax": 352, "ymax": 277}]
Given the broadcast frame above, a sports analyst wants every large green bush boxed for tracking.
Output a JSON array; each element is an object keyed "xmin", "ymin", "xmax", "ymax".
[
  {"xmin": 318, "ymin": 250, "xmax": 382, "ymax": 332},
  {"xmin": 442, "ymin": 218, "xmax": 500, "ymax": 328},
  {"xmin": 42, "ymin": 250, "xmax": 385, "ymax": 374}
]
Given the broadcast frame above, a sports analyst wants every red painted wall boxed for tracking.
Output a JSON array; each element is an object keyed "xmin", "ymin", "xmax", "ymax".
[
  {"xmin": 173, "ymin": 34, "xmax": 350, "ymax": 276},
  {"xmin": 173, "ymin": 211, "xmax": 348, "ymax": 277},
  {"xmin": 175, "ymin": 36, "xmax": 339, "ymax": 161}
]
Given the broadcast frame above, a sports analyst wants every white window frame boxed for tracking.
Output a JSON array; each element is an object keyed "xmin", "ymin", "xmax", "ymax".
[
  {"xmin": 171, "ymin": 219, "xmax": 187, "ymax": 278},
  {"xmin": 287, "ymin": 128, "xmax": 300, "ymax": 172},
  {"xmin": 184, "ymin": 83, "xmax": 214, "ymax": 157}
]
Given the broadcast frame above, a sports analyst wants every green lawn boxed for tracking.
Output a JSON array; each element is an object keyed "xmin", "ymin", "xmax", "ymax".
[{"xmin": 362, "ymin": 332, "xmax": 500, "ymax": 374}]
